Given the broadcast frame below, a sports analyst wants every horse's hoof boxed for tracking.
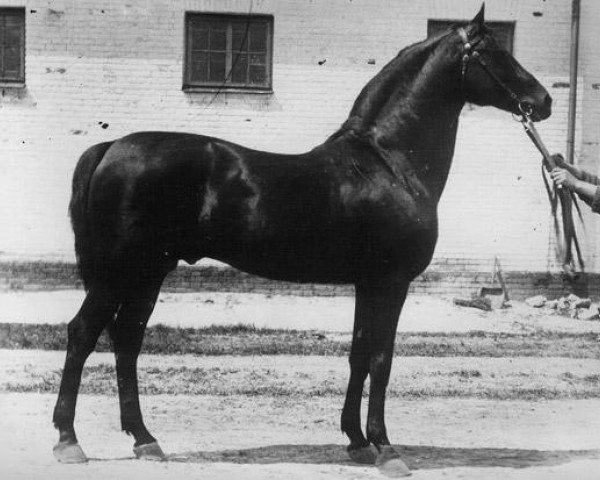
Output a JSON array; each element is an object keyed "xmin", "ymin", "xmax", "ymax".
[
  {"xmin": 53, "ymin": 442, "xmax": 88, "ymax": 464},
  {"xmin": 375, "ymin": 445, "xmax": 411, "ymax": 478},
  {"xmin": 347, "ymin": 444, "xmax": 378, "ymax": 464},
  {"xmin": 133, "ymin": 441, "xmax": 166, "ymax": 461}
]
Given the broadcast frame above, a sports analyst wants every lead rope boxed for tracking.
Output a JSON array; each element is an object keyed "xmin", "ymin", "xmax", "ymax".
[
  {"xmin": 519, "ymin": 111, "xmax": 585, "ymax": 276},
  {"xmin": 457, "ymin": 27, "xmax": 584, "ymax": 276}
]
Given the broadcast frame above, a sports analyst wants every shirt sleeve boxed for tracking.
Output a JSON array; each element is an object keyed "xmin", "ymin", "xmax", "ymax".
[
  {"xmin": 591, "ymin": 187, "xmax": 600, "ymax": 214},
  {"xmin": 571, "ymin": 167, "xmax": 600, "ymax": 212},
  {"xmin": 577, "ymin": 185, "xmax": 600, "ymax": 213},
  {"xmin": 578, "ymin": 169, "xmax": 600, "ymax": 186}
]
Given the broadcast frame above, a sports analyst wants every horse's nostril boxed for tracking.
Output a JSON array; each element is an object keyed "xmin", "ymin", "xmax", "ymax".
[{"xmin": 544, "ymin": 93, "xmax": 552, "ymax": 110}]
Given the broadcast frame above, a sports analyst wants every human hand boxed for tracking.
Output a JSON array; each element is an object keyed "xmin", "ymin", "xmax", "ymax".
[
  {"xmin": 550, "ymin": 168, "xmax": 577, "ymax": 190},
  {"xmin": 550, "ymin": 154, "xmax": 582, "ymax": 179},
  {"xmin": 550, "ymin": 154, "xmax": 566, "ymax": 168}
]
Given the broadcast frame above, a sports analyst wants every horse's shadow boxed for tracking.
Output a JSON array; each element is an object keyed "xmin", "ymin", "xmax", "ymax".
[{"xmin": 167, "ymin": 444, "xmax": 600, "ymax": 470}]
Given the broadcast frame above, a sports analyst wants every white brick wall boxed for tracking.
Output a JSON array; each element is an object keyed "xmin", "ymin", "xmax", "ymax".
[{"xmin": 1, "ymin": 0, "xmax": 599, "ymax": 273}]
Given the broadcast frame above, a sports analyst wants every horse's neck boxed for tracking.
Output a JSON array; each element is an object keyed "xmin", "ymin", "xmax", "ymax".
[
  {"xmin": 401, "ymin": 103, "xmax": 463, "ymax": 201},
  {"xmin": 350, "ymin": 40, "xmax": 464, "ymax": 201}
]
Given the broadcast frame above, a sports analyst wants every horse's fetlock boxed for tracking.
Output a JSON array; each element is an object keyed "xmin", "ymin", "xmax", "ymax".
[
  {"xmin": 366, "ymin": 422, "xmax": 389, "ymax": 446},
  {"xmin": 121, "ymin": 417, "xmax": 141, "ymax": 434},
  {"xmin": 53, "ymin": 411, "xmax": 76, "ymax": 436}
]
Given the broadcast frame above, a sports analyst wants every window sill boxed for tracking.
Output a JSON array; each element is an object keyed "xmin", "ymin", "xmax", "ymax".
[
  {"xmin": 0, "ymin": 82, "xmax": 26, "ymax": 89},
  {"xmin": 182, "ymin": 85, "xmax": 273, "ymax": 95}
]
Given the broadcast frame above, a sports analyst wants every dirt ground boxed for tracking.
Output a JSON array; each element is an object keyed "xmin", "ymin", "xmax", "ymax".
[
  {"xmin": 3, "ymin": 290, "xmax": 600, "ymax": 334},
  {"xmin": 1, "ymin": 290, "xmax": 599, "ymax": 479},
  {"xmin": 0, "ymin": 392, "xmax": 599, "ymax": 480}
]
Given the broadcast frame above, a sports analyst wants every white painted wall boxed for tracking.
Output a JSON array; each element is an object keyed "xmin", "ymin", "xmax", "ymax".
[{"xmin": 0, "ymin": 0, "xmax": 599, "ymax": 273}]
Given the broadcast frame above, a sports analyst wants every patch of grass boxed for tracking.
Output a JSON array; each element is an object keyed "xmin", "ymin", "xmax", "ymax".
[
  {"xmin": 583, "ymin": 374, "xmax": 600, "ymax": 384},
  {"xmin": 5, "ymin": 361, "xmax": 600, "ymax": 400},
  {"xmin": 0, "ymin": 322, "xmax": 599, "ymax": 358}
]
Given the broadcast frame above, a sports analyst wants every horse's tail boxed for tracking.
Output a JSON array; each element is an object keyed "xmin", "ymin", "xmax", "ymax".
[{"xmin": 69, "ymin": 141, "xmax": 113, "ymax": 290}]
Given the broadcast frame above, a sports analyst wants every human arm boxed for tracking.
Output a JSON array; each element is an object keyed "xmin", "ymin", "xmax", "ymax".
[
  {"xmin": 550, "ymin": 167, "xmax": 600, "ymax": 212},
  {"xmin": 551, "ymin": 154, "xmax": 600, "ymax": 185}
]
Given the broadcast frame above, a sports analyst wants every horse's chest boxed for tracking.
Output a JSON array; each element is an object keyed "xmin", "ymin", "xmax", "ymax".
[{"xmin": 354, "ymin": 190, "xmax": 438, "ymax": 277}]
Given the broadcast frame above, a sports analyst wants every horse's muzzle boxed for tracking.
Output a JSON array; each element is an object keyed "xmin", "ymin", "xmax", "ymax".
[{"xmin": 526, "ymin": 92, "xmax": 552, "ymax": 122}]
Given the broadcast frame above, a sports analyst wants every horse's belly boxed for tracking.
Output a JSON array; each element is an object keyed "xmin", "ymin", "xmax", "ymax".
[
  {"xmin": 202, "ymin": 218, "xmax": 438, "ymax": 285},
  {"xmin": 206, "ymin": 231, "xmax": 360, "ymax": 284}
]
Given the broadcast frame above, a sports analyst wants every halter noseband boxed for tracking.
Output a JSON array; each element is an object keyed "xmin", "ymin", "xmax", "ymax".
[{"xmin": 458, "ymin": 27, "xmax": 532, "ymax": 117}]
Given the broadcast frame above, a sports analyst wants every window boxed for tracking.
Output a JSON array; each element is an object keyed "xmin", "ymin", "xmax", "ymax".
[
  {"xmin": 0, "ymin": 8, "xmax": 25, "ymax": 83},
  {"xmin": 184, "ymin": 13, "xmax": 273, "ymax": 91},
  {"xmin": 427, "ymin": 20, "xmax": 515, "ymax": 54}
]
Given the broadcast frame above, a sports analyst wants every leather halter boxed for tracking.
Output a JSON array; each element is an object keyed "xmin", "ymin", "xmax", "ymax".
[{"xmin": 457, "ymin": 28, "xmax": 532, "ymax": 116}]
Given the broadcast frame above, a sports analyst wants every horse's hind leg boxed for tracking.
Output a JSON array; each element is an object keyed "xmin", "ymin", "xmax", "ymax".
[
  {"xmin": 106, "ymin": 274, "xmax": 166, "ymax": 460},
  {"xmin": 53, "ymin": 285, "xmax": 120, "ymax": 463}
]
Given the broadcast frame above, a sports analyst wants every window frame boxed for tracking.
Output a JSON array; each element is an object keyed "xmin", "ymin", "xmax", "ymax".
[
  {"xmin": 183, "ymin": 12, "xmax": 274, "ymax": 93},
  {"xmin": 427, "ymin": 19, "xmax": 516, "ymax": 54},
  {"xmin": 0, "ymin": 7, "xmax": 26, "ymax": 85}
]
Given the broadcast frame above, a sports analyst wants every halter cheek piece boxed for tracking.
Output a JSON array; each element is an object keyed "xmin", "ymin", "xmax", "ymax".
[{"xmin": 458, "ymin": 27, "xmax": 533, "ymax": 117}]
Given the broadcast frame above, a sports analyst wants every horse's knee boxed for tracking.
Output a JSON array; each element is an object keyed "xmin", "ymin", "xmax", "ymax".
[
  {"xmin": 369, "ymin": 352, "xmax": 392, "ymax": 383},
  {"xmin": 348, "ymin": 342, "xmax": 369, "ymax": 372},
  {"xmin": 66, "ymin": 318, "xmax": 98, "ymax": 358}
]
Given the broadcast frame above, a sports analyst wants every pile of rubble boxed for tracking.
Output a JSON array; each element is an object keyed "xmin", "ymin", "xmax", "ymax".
[{"xmin": 525, "ymin": 293, "xmax": 600, "ymax": 320}]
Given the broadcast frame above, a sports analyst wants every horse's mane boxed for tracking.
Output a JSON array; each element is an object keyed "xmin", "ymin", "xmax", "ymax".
[{"xmin": 326, "ymin": 28, "xmax": 457, "ymax": 143}]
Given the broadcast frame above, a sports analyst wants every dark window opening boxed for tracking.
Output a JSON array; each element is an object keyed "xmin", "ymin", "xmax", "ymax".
[
  {"xmin": 0, "ymin": 8, "xmax": 25, "ymax": 83},
  {"xmin": 427, "ymin": 19, "xmax": 515, "ymax": 54},
  {"xmin": 184, "ymin": 13, "xmax": 273, "ymax": 91}
]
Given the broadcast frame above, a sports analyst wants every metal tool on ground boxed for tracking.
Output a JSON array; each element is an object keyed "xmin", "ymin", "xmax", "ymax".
[
  {"xmin": 480, "ymin": 257, "xmax": 510, "ymax": 309},
  {"xmin": 454, "ymin": 257, "xmax": 510, "ymax": 311}
]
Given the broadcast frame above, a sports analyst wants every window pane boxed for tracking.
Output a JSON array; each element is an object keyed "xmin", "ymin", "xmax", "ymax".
[
  {"xmin": 209, "ymin": 26, "xmax": 227, "ymax": 51},
  {"xmin": 5, "ymin": 16, "xmax": 22, "ymax": 43},
  {"xmin": 232, "ymin": 23, "xmax": 249, "ymax": 52},
  {"xmin": 0, "ymin": 11, "xmax": 24, "ymax": 81},
  {"xmin": 184, "ymin": 14, "xmax": 271, "ymax": 89},
  {"xmin": 249, "ymin": 64, "xmax": 267, "ymax": 85},
  {"xmin": 249, "ymin": 53, "xmax": 266, "ymax": 65},
  {"xmin": 190, "ymin": 51, "xmax": 209, "ymax": 82},
  {"xmin": 0, "ymin": 20, "xmax": 4, "ymax": 72},
  {"xmin": 230, "ymin": 52, "xmax": 248, "ymax": 84},
  {"xmin": 249, "ymin": 23, "xmax": 267, "ymax": 52},
  {"xmin": 190, "ymin": 25, "xmax": 209, "ymax": 50},
  {"xmin": 4, "ymin": 46, "xmax": 21, "ymax": 72},
  {"xmin": 209, "ymin": 52, "xmax": 226, "ymax": 82}
]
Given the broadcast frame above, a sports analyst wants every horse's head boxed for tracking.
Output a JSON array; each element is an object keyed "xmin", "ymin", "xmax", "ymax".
[{"xmin": 458, "ymin": 4, "xmax": 551, "ymax": 121}]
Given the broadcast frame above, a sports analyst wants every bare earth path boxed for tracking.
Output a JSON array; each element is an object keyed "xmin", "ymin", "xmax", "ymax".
[
  {"xmin": 0, "ymin": 392, "xmax": 599, "ymax": 480},
  {"xmin": 2, "ymin": 290, "xmax": 600, "ymax": 334},
  {"xmin": 1, "ymin": 291, "xmax": 599, "ymax": 478}
]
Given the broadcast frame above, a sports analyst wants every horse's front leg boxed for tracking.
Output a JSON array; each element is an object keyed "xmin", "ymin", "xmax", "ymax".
[
  {"xmin": 341, "ymin": 295, "xmax": 375, "ymax": 463},
  {"xmin": 359, "ymin": 278, "xmax": 412, "ymax": 477}
]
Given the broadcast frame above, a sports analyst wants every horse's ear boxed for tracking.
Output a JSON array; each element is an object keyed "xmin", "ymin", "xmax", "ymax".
[{"xmin": 472, "ymin": 3, "xmax": 485, "ymax": 28}]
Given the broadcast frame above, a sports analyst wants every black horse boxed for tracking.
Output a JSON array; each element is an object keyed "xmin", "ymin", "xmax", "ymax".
[{"xmin": 53, "ymin": 6, "xmax": 551, "ymax": 476}]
